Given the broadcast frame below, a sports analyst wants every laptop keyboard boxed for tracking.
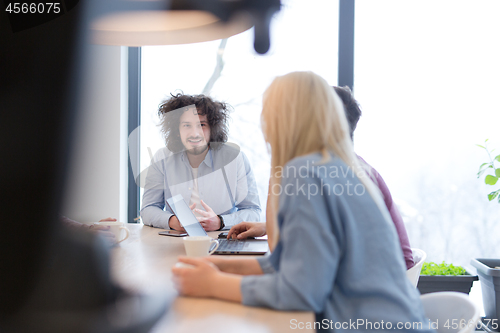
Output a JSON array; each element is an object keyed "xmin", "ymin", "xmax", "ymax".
[{"xmin": 217, "ymin": 239, "xmax": 246, "ymax": 251}]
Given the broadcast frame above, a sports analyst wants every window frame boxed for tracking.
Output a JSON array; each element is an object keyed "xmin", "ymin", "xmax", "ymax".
[{"xmin": 126, "ymin": 2, "xmax": 356, "ymax": 222}]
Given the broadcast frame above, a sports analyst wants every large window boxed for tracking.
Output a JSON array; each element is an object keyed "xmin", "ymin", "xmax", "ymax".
[
  {"xmin": 139, "ymin": 0, "xmax": 339, "ymax": 220},
  {"xmin": 354, "ymin": 0, "xmax": 500, "ymax": 267},
  {"xmin": 137, "ymin": 0, "xmax": 500, "ymax": 268}
]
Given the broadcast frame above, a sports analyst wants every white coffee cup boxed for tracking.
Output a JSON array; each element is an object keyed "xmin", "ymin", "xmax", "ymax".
[
  {"xmin": 93, "ymin": 221, "xmax": 130, "ymax": 244},
  {"xmin": 183, "ymin": 236, "xmax": 219, "ymax": 257}
]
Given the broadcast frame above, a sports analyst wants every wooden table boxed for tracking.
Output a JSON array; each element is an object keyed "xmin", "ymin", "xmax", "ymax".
[{"xmin": 110, "ymin": 223, "xmax": 314, "ymax": 333}]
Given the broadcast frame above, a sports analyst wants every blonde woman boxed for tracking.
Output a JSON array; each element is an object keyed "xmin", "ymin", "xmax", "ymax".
[{"xmin": 172, "ymin": 72, "xmax": 433, "ymax": 332}]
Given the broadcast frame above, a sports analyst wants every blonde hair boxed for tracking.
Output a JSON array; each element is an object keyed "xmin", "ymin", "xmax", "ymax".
[{"xmin": 261, "ymin": 71, "xmax": 387, "ymax": 250}]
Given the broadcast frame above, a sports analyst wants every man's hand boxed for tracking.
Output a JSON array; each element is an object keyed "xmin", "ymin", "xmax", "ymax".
[
  {"xmin": 169, "ymin": 204, "xmax": 195, "ymax": 231},
  {"xmin": 227, "ymin": 222, "xmax": 266, "ymax": 240},
  {"xmin": 169, "ymin": 216, "xmax": 185, "ymax": 231},
  {"xmin": 194, "ymin": 200, "xmax": 221, "ymax": 231}
]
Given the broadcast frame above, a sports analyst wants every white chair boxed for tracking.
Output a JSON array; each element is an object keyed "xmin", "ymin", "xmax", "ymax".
[
  {"xmin": 420, "ymin": 292, "xmax": 480, "ymax": 333},
  {"xmin": 406, "ymin": 248, "xmax": 426, "ymax": 288}
]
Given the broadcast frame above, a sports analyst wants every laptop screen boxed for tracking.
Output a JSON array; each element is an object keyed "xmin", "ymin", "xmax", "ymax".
[{"xmin": 166, "ymin": 195, "xmax": 208, "ymax": 237}]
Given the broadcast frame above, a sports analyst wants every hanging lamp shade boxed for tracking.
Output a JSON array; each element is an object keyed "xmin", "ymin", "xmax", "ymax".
[{"xmin": 91, "ymin": 10, "xmax": 253, "ymax": 46}]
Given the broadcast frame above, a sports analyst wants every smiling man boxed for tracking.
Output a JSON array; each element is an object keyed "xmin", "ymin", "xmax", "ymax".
[{"xmin": 141, "ymin": 94, "xmax": 261, "ymax": 231}]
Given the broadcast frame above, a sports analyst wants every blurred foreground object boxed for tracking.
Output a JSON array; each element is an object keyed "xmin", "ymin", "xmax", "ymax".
[
  {"xmin": 0, "ymin": 0, "xmax": 171, "ymax": 331},
  {"xmin": 89, "ymin": 0, "xmax": 280, "ymax": 54}
]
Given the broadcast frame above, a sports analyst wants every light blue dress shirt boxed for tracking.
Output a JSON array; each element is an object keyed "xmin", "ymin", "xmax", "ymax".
[
  {"xmin": 241, "ymin": 152, "xmax": 435, "ymax": 332},
  {"xmin": 141, "ymin": 143, "xmax": 261, "ymax": 229}
]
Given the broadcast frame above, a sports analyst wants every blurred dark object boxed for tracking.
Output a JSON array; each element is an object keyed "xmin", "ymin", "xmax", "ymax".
[
  {"xmin": 5, "ymin": 1, "xmax": 64, "ymax": 32},
  {"xmin": 2, "ymin": 230, "xmax": 172, "ymax": 333},
  {"xmin": 0, "ymin": 0, "xmax": 81, "ymax": 318},
  {"xmin": 4, "ymin": 0, "xmax": 80, "ymax": 32},
  {"xmin": 0, "ymin": 0, "xmax": 170, "ymax": 332},
  {"xmin": 171, "ymin": 0, "xmax": 281, "ymax": 54},
  {"xmin": 88, "ymin": 0, "xmax": 280, "ymax": 53}
]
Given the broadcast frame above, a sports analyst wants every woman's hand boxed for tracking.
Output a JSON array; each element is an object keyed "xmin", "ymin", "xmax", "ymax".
[
  {"xmin": 227, "ymin": 222, "xmax": 266, "ymax": 240},
  {"xmin": 172, "ymin": 257, "xmax": 243, "ymax": 302},
  {"xmin": 204, "ymin": 256, "xmax": 264, "ymax": 276},
  {"xmin": 203, "ymin": 256, "xmax": 233, "ymax": 272},
  {"xmin": 172, "ymin": 257, "xmax": 221, "ymax": 297}
]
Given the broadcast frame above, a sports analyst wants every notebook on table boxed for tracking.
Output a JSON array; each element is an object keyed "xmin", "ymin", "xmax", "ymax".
[{"xmin": 166, "ymin": 194, "xmax": 268, "ymax": 255}]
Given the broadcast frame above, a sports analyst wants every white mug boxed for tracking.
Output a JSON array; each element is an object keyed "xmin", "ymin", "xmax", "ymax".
[
  {"xmin": 183, "ymin": 236, "xmax": 219, "ymax": 257},
  {"xmin": 93, "ymin": 222, "xmax": 130, "ymax": 244}
]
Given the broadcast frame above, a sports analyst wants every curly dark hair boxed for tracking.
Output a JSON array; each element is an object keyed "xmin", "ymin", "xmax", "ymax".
[
  {"xmin": 333, "ymin": 86, "xmax": 362, "ymax": 140},
  {"xmin": 158, "ymin": 93, "xmax": 231, "ymax": 152}
]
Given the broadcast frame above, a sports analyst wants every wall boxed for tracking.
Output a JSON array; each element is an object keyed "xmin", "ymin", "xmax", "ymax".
[{"xmin": 61, "ymin": 44, "xmax": 128, "ymax": 223}]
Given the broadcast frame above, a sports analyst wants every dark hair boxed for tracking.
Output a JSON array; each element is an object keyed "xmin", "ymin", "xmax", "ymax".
[
  {"xmin": 158, "ymin": 93, "xmax": 231, "ymax": 152},
  {"xmin": 333, "ymin": 86, "xmax": 362, "ymax": 140}
]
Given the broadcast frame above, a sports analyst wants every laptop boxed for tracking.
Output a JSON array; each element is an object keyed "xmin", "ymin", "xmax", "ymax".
[{"xmin": 166, "ymin": 194, "xmax": 268, "ymax": 255}]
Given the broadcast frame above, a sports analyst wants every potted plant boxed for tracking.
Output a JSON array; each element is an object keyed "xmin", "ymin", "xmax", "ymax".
[
  {"xmin": 417, "ymin": 261, "xmax": 478, "ymax": 295},
  {"xmin": 476, "ymin": 139, "xmax": 500, "ymax": 203},
  {"xmin": 472, "ymin": 140, "xmax": 500, "ymax": 330}
]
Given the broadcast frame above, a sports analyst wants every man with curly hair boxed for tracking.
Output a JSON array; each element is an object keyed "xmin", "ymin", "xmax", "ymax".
[{"xmin": 141, "ymin": 94, "xmax": 261, "ymax": 231}]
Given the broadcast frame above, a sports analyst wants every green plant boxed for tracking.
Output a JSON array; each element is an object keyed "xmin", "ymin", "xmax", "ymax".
[
  {"xmin": 477, "ymin": 139, "xmax": 500, "ymax": 203},
  {"xmin": 421, "ymin": 261, "xmax": 468, "ymax": 276}
]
